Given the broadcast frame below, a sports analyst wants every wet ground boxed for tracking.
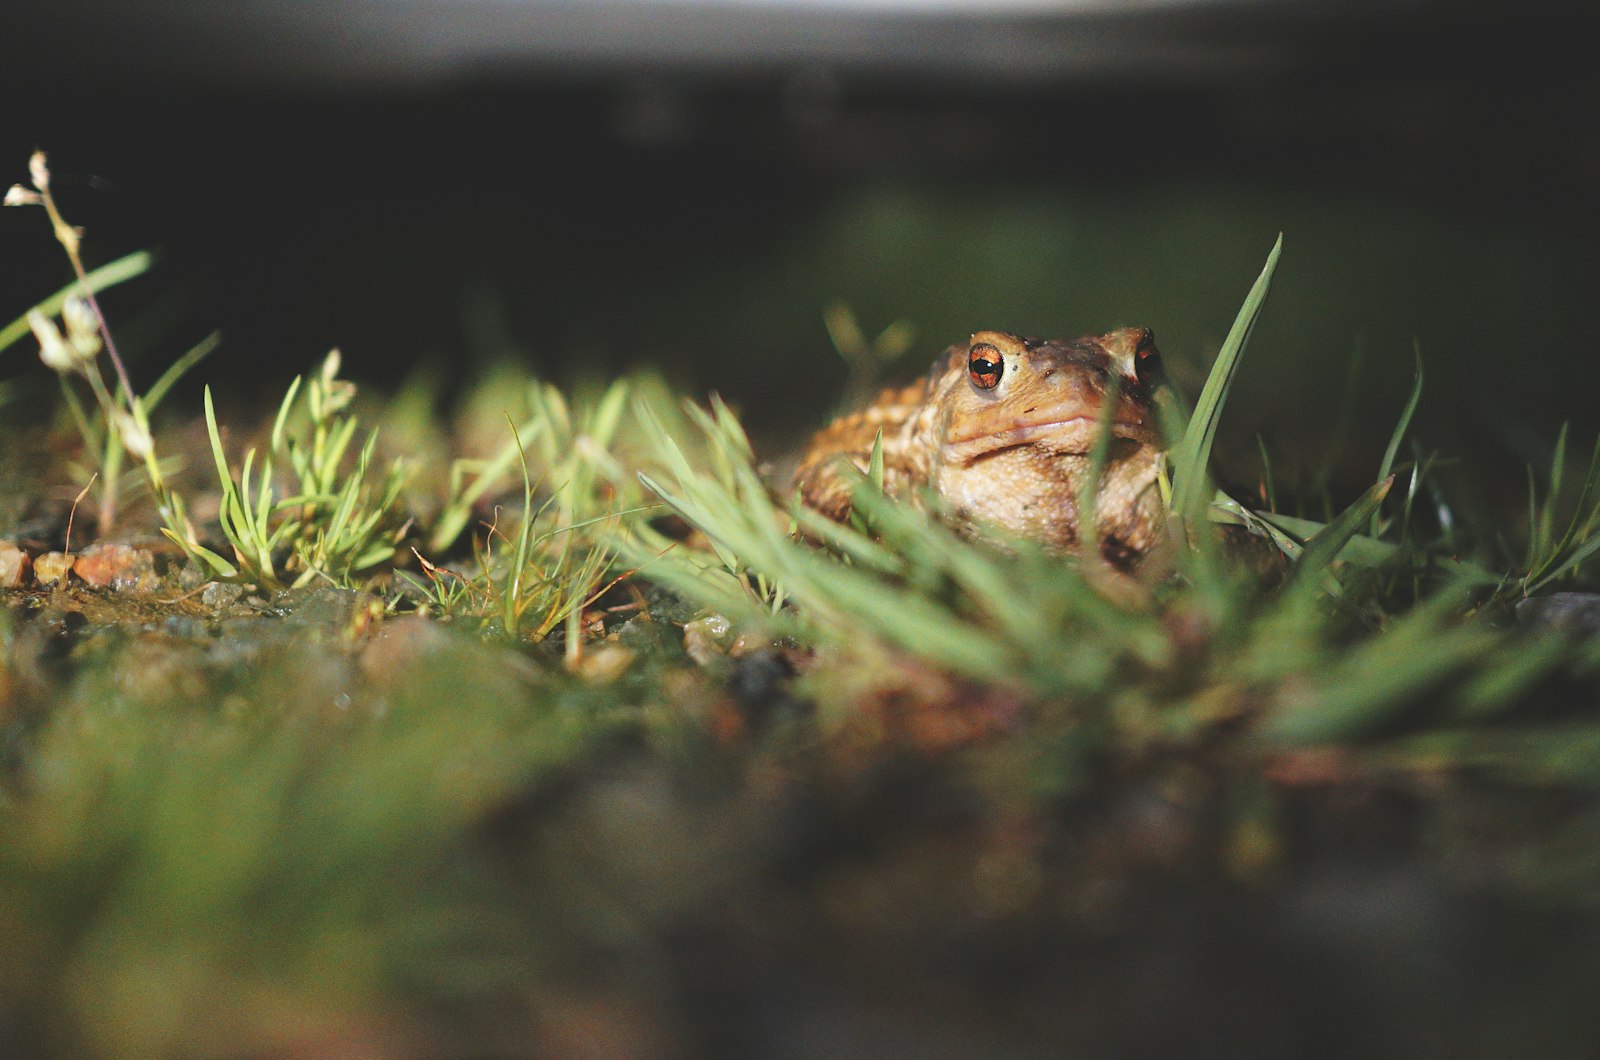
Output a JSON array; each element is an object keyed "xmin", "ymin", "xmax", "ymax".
[{"xmin": 4, "ymin": 530, "xmax": 1600, "ymax": 1057}]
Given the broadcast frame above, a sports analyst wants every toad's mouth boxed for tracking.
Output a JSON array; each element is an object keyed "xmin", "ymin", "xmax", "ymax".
[{"xmin": 943, "ymin": 402, "xmax": 1155, "ymax": 463}]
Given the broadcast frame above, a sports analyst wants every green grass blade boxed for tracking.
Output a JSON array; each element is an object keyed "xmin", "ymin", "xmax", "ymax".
[
  {"xmin": 0, "ymin": 250, "xmax": 157, "ymax": 356},
  {"xmin": 317, "ymin": 416, "xmax": 360, "ymax": 495},
  {"xmin": 427, "ymin": 412, "xmax": 547, "ymax": 553},
  {"xmin": 58, "ymin": 375, "xmax": 103, "ymax": 452},
  {"xmin": 1371, "ymin": 340, "xmax": 1424, "ymax": 536},
  {"xmin": 1254, "ymin": 434, "xmax": 1278, "ymax": 513},
  {"xmin": 1288, "ymin": 475, "xmax": 1394, "ymax": 589},
  {"xmin": 1525, "ymin": 432, "xmax": 1600, "ymax": 591},
  {"xmin": 160, "ymin": 528, "xmax": 239, "ymax": 578},
  {"xmin": 143, "ymin": 331, "xmax": 222, "ymax": 412},
  {"xmin": 1076, "ymin": 373, "xmax": 1122, "ymax": 548},
  {"xmin": 1209, "ymin": 491, "xmax": 1303, "ymax": 560},
  {"xmin": 1533, "ymin": 423, "xmax": 1570, "ymax": 559},
  {"xmin": 1169, "ymin": 234, "xmax": 1283, "ymax": 522},
  {"xmin": 1528, "ymin": 532, "xmax": 1600, "ymax": 595},
  {"xmin": 241, "ymin": 449, "xmax": 264, "ymax": 538},
  {"xmin": 1265, "ymin": 610, "xmax": 1498, "ymax": 743},
  {"xmin": 846, "ymin": 430, "xmax": 888, "ymax": 536},
  {"xmin": 588, "ymin": 378, "xmax": 631, "ymax": 446},
  {"xmin": 203, "ymin": 387, "xmax": 234, "ymax": 499},
  {"xmin": 270, "ymin": 376, "xmax": 304, "ymax": 453}
]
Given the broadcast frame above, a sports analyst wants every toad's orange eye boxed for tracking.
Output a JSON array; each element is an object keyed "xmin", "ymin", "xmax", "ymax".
[
  {"xmin": 968, "ymin": 343, "xmax": 1003, "ymax": 390},
  {"xmin": 1134, "ymin": 334, "xmax": 1161, "ymax": 386}
]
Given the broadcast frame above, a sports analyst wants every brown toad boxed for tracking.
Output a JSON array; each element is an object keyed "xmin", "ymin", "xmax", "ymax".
[{"xmin": 795, "ymin": 327, "xmax": 1167, "ymax": 567}]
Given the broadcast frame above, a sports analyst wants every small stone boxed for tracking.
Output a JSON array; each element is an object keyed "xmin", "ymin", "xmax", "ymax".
[
  {"xmin": 683, "ymin": 614, "xmax": 733, "ymax": 666},
  {"xmin": 1516, "ymin": 592, "xmax": 1600, "ymax": 638},
  {"xmin": 729, "ymin": 632, "xmax": 780, "ymax": 657},
  {"xmin": 32, "ymin": 552, "xmax": 74, "ymax": 586},
  {"xmin": 0, "ymin": 541, "xmax": 30, "ymax": 589},
  {"xmin": 200, "ymin": 581, "xmax": 246, "ymax": 609},
  {"xmin": 570, "ymin": 642, "xmax": 635, "ymax": 683},
  {"xmin": 72, "ymin": 542, "xmax": 158, "ymax": 592}
]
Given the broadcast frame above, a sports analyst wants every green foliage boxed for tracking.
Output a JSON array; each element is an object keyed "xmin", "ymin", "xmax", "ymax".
[
  {"xmin": 1168, "ymin": 233, "xmax": 1282, "ymax": 526},
  {"xmin": 0, "ymin": 249, "xmax": 155, "ymax": 358},
  {"xmin": 4, "ymin": 156, "xmax": 172, "ymax": 531},
  {"xmin": 627, "ymin": 395, "xmax": 793, "ymax": 622},
  {"xmin": 407, "ymin": 377, "xmax": 652, "ymax": 649},
  {"xmin": 1370, "ymin": 341, "xmax": 1424, "ymax": 537},
  {"xmin": 822, "ymin": 301, "xmax": 916, "ymax": 411},
  {"xmin": 428, "ymin": 386, "xmax": 557, "ymax": 555},
  {"xmin": 170, "ymin": 353, "xmax": 407, "ymax": 589},
  {"xmin": 1522, "ymin": 426, "xmax": 1600, "ymax": 594},
  {"xmin": 0, "ymin": 627, "xmax": 609, "ymax": 1057},
  {"xmin": 485, "ymin": 381, "xmax": 631, "ymax": 645},
  {"xmin": 1283, "ymin": 474, "xmax": 1394, "ymax": 595},
  {"xmin": 606, "ymin": 234, "xmax": 1596, "ymax": 766},
  {"xmin": 630, "ymin": 431, "xmax": 1168, "ymax": 692}
]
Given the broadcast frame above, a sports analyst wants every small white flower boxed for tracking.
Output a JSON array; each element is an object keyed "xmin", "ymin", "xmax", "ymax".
[
  {"xmin": 112, "ymin": 406, "xmax": 152, "ymax": 459},
  {"xmin": 28, "ymin": 150, "xmax": 50, "ymax": 191},
  {"xmin": 62, "ymin": 296, "xmax": 102, "ymax": 360},
  {"xmin": 4, "ymin": 184, "xmax": 42, "ymax": 207},
  {"xmin": 29, "ymin": 310, "xmax": 76, "ymax": 374}
]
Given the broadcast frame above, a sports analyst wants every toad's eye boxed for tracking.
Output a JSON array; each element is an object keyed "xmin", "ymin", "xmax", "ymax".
[
  {"xmin": 968, "ymin": 343, "xmax": 1003, "ymax": 390},
  {"xmin": 1134, "ymin": 333, "xmax": 1161, "ymax": 387}
]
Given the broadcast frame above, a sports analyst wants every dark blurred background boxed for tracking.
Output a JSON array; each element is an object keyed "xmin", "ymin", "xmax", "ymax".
[{"xmin": 2, "ymin": 0, "xmax": 1597, "ymax": 470}]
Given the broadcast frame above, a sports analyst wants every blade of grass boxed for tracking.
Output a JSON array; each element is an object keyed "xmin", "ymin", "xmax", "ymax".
[
  {"xmin": 143, "ymin": 331, "xmax": 222, "ymax": 412},
  {"xmin": 1266, "ymin": 616, "xmax": 1501, "ymax": 743},
  {"xmin": 1076, "ymin": 372, "xmax": 1122, "ymax": 551},
  {"xmin": 1528, "ymin": 533, "xmax": 1600, "ymax": 595},
  {"xmin": 1526, "ymin": 432, "xmax": 1600, "ymax": 592},
  {"xmin": 270, "ymin": 376, "xmax": 305, "ymax": 453},
  {"xmin": 1287, "ymin": 475, "xmax": 1394, "ymax": 590},
  {"xmin": 1370, "ymin": 340, "xmax": 1424, "ymax": 536},
  {"xmin": 1544, "ymin": 424, "xmax": 1571, "ymax": 548},
  {"xmin": 1169, "ymin": 234, "xmax": 1283, "ymax": 523},
  {"xmin": 866, "ymin": 428, "xmax": 885, "ymax": 492},
  {"xmin": 0, "ymin": 249, "xmax": 157, "ymax": 356},
  {"xmin": 1254, "ymin": 434, "xmax": 1278, "ymax": 512}
]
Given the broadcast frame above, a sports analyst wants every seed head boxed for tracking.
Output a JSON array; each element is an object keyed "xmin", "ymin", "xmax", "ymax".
[
  {"xmin": 28, "ymin": 151, "xmax": 50, "ymax": 191},
  {"xmin": 112, "ymin": 406, "xmax": 153, "ymax": 459},
  {"xmin": 4, "ymin": 184, "xmax": 42, "ymax": 207},
  {"xmin": 316, "ymin": 348, "xmax": 356, "ymax": 415},
  {"xmin": 29, "ymin": 310, "xmax": 77, "ymax": 374},
  {"xmin": 62, "ymin": 296, "xmax": 102, "ymax": 360}
]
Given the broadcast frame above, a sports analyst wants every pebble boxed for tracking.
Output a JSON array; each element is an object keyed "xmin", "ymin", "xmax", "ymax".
[
  {"xmin": 1515, "ymin": 592, "xmax": 1600, "ymax": 638},
  {"xmin": 32, "ymin": 552, "xmax": 74, "ymax": 586},
  {"xmin": 72, "ymin": 542, "xmax": 159, "ymax": 593},
  {"xmin": 200, "ymin": 581, "xmax": 247, "ymax": 609},
  {"xmin": 683, "ymin": 613, "xmax": 733, "ymax": 666},
  {"xmin": 571, "ymin": 642, "xmax": 636, "ymax": 683},
  {"xmin": 0, "ymin": 540, "xmax": 29, "ymax": 588}
]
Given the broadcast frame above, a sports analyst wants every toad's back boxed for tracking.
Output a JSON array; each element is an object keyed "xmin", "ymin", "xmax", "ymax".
[{"xmin": 793, "ymin": 379, "xmax": 936, "ymax": 522}]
